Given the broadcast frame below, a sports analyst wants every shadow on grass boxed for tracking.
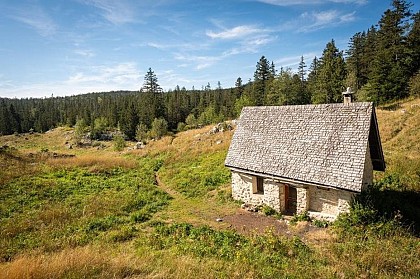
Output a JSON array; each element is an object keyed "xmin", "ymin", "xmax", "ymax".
[{"xmin": 355, "ymin": 183, "xmax": 420, "ymax": 236}]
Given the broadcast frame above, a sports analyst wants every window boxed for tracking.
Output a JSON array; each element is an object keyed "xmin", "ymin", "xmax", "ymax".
[{"xmin": 252, "ymin": 176, "xmax": 264, "ymax": 194}]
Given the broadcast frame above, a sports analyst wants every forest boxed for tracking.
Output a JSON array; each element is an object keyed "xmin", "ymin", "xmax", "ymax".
[{"xmin": 1, "ymin": 0, "xmax": 419, "ymax": 138}]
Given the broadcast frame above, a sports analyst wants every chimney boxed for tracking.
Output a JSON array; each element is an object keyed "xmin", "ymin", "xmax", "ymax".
[{"xmin": 342, "ymin": 87, "xmax": 354, "ymax": 104}]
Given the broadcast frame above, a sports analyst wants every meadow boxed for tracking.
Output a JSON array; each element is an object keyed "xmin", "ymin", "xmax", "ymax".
[{"xmin": 0, "ymin": 98, "xmax": 419, "ymax": 278}]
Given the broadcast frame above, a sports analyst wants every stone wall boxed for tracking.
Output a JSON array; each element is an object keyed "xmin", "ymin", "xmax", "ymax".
[
  {"xmin": 296, "ymin": 187, "xmax": 309, "ymax": 214},
  {"xmin": 231, "ymin": 171, "xmax": 282, "ymax": 210},
  {"xmin": 232, "ymin": 170, "xmax": 355, "ymax": 221},
  {"xmin": 262, "ymin": 179, "xmax": 282, "ymax": 211},
  {"xmin": 308, "ymin": 186, "xmax": 354, "ymax": 220}
]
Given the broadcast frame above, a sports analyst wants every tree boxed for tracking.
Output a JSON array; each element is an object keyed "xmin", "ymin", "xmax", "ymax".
[
  {"xmin": 311, "ymin": 40, "xmax": 346, "ymax": 104},
  {"xmin": 150, "ymin": 118, "xmax": 168, "ymax": 139},
  {"xmin": 90, "ymin": 117, "xmax": 108, "ymax": 140},
  {"xmin": 135, "ymin": 122, "xmax": 149, "ymax": 143},
  {"xmin": 407, "ymin": 11, "xmax": 420, "ymax": 76},
  {"xmin": 74, "ymin": 117, "xmax": 87, "ymax": 145},
  {"xmin": 185, "ymin": 113, "xmax": 197, "ymax": 129},
  {"xmin": 120, "ymin": 102, "xmax": 139, "ymax": 140},
  {"xmin": 234, "ymin": 77, "xmax": 244, "ymax": 98},
  {"xmin": 298, "ymin": 56, "xmax": 306, "ymax": 85},
  {"xmin": 0, "ymin": 100, "xmax": 11, "ymax": 135},
  {"xmin": 253, "ymin": 56, "xmax": 272, "ymax": 105},
  {"xmin": 409, "ymin": 70, "xmax": 420, "ymax": 97},
  {"xmin": 141, "ymin": 68, "xmax": 165, "ymax": 120},
  {"xmin": 368, "ymin": 0, "xmax": 413, "ymax": 102}
]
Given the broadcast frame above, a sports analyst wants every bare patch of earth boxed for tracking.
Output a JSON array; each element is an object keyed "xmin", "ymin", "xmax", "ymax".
[{"xmin": 222, "ymin": 210, "xmax": 332, "ymax": 244}]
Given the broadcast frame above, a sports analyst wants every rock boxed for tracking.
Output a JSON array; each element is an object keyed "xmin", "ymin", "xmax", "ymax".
[
  {"xmin": 216, "ymin": 140, "xmax": 222, "ymax": 145},
  {"xmin": 209, "ymin": 122, "xmax": 233, "ymax": 134},
  {"xmin": 134, "ymin": 142, "xmax": 145, "ymax": 149},
  {"xmin": 216, "ymin": 218, "xmax": 223, "ymax": 222}
]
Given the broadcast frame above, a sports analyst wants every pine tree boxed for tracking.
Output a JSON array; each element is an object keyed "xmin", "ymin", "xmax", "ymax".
[
  {"xmin": 253, "ymin": 56, "xmax": 272, "ymax": 105},
  {"xmin": 141, "ymin": 68, "xmax": 165, "ymax": 120},
  {"xmin": 311, "ymin": 40, "xmax": 346, "ymax": 104},
  {"xmin": 369, "ymin": 0, "xmax": 413, "ymax": 102},
  {"xmin": 408, "ymin": 11, "xmax": 420, "ymax": 76},
  {"xmin": 234, "ymin": 77, "xmax": 244, "ymax": 98}
]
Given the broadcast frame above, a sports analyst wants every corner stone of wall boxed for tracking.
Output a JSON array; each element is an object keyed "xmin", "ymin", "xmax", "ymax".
[
  {"xmin": 231, "ymin": 171, "xmax": 251, "ymax": 202},
  {"xmin": 296, "ymin": 187, "xmax": 309, "ymax": 214}
]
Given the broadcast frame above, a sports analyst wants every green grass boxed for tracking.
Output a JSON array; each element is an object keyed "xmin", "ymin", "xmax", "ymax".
[
  {"xmin": 0, "ymin": 158, "xmax": 171, "ymax": 262},
  {"xmin": 159, "ymin": 150, "xmax": 231, "ymax": 197},
  {"xmin": 1, "ymin": 101, "xmax": 420, "ymax": 278}
]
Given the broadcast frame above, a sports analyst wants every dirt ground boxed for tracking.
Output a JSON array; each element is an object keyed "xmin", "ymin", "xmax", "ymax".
[{"xmin": 222, "ymin": 210, "xmax": 332, "ymax": 244}]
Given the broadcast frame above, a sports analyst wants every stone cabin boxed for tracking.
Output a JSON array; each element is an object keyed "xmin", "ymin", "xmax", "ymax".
[{"xmin": 224, "ymin": 101, "xmax": 385, "ymax": 221}]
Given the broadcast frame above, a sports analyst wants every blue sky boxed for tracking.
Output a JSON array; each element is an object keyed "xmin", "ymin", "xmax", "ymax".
[{"xmin": 0, "ymin": 0, "xmax": 418, "ymax": 98}]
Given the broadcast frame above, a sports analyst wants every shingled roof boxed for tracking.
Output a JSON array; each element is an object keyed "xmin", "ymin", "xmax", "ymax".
[{"xmin": 225, "ymin": 102, "xmax": 385, "ymax": 192}]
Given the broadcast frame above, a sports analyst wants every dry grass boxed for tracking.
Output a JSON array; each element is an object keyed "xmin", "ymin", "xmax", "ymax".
[
  {"xmin": 46, "ymin": 153, "xmax": 138, "ymax": 172},
  {"xmin": 0, "ymin": 245, "xmax": 149, "ymax": 279},
  {"xmin": 131, "ymin": 125, "xmax": 234, "ymax": 160},
  {"xmin": 376, "ymin": 97, "xmax": 420, "ymax": 188}
]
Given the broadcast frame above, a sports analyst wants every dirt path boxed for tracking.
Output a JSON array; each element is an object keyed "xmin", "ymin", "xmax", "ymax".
[{"xmin": 154, "ymin": 173, "xmax": 330, "ymax": 243}]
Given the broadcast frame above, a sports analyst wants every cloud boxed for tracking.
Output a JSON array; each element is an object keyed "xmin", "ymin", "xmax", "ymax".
[
  {"xmin": 256, "ymin": 0, "xmax": 367, "ymax": 6},
  {"xmin": 174, "ymin": 54, "xmax": 222, "ymax": 70},
  {"xmin": 80, "ymin": 0, "xmax": 136, "ymax": 24},
  {"xmin": 297, "ymin": 10, "xmax": 356, "ymax": 32},
  {"xmin": 74, "ymin": 49, "xmax": 96, "ymax": 57},
  {"xmin": 67, "ymin": 62, "xmax": 141, "ymax": 85},
  {"xmin": 274, "ymin": 52, "xmax": 318, "ymax": 68},
  {"xmin": 277, "ymin": 10, "xmax": 356, "ymax": 33},
  {"xmin": 11, "ymin": 5, "xmax": 57, "ymax": 37},
  {"xmin": 206, "ymin": 25, "xmax": 264, "ymax": 39}
]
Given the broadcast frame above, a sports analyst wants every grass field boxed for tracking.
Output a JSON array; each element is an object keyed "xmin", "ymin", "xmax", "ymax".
[{"xmin": 0, "ymin": 98, "xmax": 419, "ymax": 278}]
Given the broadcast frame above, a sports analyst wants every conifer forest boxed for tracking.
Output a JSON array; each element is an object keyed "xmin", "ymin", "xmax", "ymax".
[{"xmin": 1, "ymin": 0, "xmax": 419, "ymax": 137}]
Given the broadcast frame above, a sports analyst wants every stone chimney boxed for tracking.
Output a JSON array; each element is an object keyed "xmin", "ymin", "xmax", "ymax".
[{"xmin": 342, "ymin": 87, "xmax": 355, "ymax": 104}]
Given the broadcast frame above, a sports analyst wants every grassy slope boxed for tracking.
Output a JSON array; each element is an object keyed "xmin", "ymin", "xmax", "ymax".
[{"xmin": 0, "ymin": 98, "xmax": 419, "ymax": 278}]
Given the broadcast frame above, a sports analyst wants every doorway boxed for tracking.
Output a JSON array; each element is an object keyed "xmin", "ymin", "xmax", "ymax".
[{"xmin": 285, "ymin": 185, "xmax": 297, "ymax": 214}]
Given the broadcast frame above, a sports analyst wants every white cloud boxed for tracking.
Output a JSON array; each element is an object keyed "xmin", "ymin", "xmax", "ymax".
[
  {"xmin": 0, "ymin": 62, "xmax": 142, "ymax": 98},
  {"xmin": 206, "ymin": 25, "xmax": 264, "ymax": 39},
  {"xmin": 11, "ymin": 5, "xmax": 57, "ymax": 37},
  {"xmin": 67, "ymin": 62, "xmax": 141, "ymax": 85},
  {"xmin": 275, "ymin": 8, "xmax": 357, "ymax": 33},
  {"xmin": 256, "ymin": 0, "xmax": 367, "ymax": 6},
  {"xmin": 274, "ymin": 52, "xmax": 318, "ymax": 69},
  {"xmin": 285, "ymin": 10, "xmax": 357, "ymax": 32},
  {"xmin": 81, "ymin": 0, "xmax": 136, "ymax": 25},
  {"xmin": 74, "ymin": 49, "xmax": 95, "ymax": 57},
  {"xmin": 174, "ymin": 54, "xmax": 221, "ymax": 70}
]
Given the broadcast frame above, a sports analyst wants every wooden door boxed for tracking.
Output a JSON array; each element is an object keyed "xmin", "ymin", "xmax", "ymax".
[{"xmin": 285, "ymin": 185, "xmax": 297, "ymax": 214}]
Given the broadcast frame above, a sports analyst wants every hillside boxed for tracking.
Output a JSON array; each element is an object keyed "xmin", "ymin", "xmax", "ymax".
[{"xmin": 0, "ymin": 98, "xmax": 419, "ymax": 278}]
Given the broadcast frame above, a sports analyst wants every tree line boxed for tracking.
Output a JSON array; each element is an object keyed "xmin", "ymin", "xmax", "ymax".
[{"xmin": 1, "ymin": 0, "xmax": 419, "ymax": 138}]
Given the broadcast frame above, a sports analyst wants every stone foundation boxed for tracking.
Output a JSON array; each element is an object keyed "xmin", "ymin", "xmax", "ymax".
[{"xmin": 231, "ymin": 171, "xmax": 355, "ymax": 220}]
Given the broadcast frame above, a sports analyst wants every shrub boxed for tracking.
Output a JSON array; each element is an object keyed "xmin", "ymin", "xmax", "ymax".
[
  {"xmin": 150, "ymin": 118, "xmax": 168, "ymax": 139},
  {"xmin": 135, "ymin": 122, "xmax": 149, "ymax": 143},
  {"xmin": 312, "ymin": 219, "xmax": 330, "ymax": 228},
  {"xmin": 290, "ymin": 211, "xmax": 311, "ymax": 224},
  {"xmin": 262, "ymin": 205, "xmax": 277, "ymax": 216},
  {"xmin": 113, "ymin": 134, "xmax": 125, "ymax": 151},
  {"xmin": 177, "ymin": 122, "xmax": 186, "ymax": 132}
]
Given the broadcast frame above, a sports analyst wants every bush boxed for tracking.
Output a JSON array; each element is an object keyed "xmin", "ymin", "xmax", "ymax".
[
  {"xmin": 262, "ymin": 205, "xmax": 277, "ymax": 216},
  {"xmin": 312, "ymin": 219, "xmax": 330, "ymax": 228},
  {"xmin": 150, "ymin": 118, "xmax": 168, "ymax": 139},
  {"xmin": 113, "ymin": 134, "xmax": 125, "ymax": 151},
  {"xmin": 177, "ymin": 122, "xmax": 186, "ymax": 132},
  {"xmin": 290, "ymin": 211, "xmax": 311, "ymax": 224},
  {"xmin": 135, "ymin": 122, "xmax": 149, "ymax": 143}
]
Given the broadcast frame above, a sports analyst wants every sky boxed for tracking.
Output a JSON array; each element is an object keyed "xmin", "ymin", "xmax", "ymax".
[{"xmin": 0, "ymin": 0, "xmax": 418, "ymax": 99}]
